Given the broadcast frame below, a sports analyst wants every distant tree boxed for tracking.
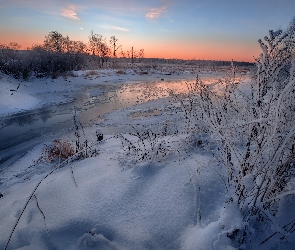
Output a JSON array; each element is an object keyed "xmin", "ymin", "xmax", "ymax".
[
  {"xmin": 109, "ymin": 36, "xmax": 122, "ymax": 58},
  {"xmin": 121, "ymin": 47, "xmax": 144, "ymax": 66},
  {"xmin": 99, "ymin": 41, "xmax": 110, "ymax": 66},
  {"xmin": 43, "ymin": 31, "xmax": 65, "ymax": 53},
  {"xmin": 8, "ymin": 42, "xmax": 21, "ymax": 50},
  {"xmin": 88, "ymin": 31, "xmax": 110, "ymax": 67},
  {"xmin": 88, "ymin": 30, "xmax": 100, "ymax": 56},
  {"xmin": 30, "ymin": 43, "xmax": 45, "ymax": 51},
  {"xmin": 70, "ymin": 40, "xmax": 87, "ymax": 54},
  {"xmin": 0, "ymin": 42, "xmax": 27, "ymax": 79},
  {"xmin": 138, "ymin": 49, "xmax": 144, "ymax": 59}
]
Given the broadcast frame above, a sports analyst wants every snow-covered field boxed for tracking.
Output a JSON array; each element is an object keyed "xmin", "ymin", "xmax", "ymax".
[{"xmin": 0, "ymin": 65, "xmax": 295, "ymax": 250}]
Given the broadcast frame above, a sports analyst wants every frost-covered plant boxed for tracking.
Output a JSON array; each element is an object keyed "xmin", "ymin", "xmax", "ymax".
[
  {"xmin": 194, "ymin": 19, "xmax": 295, "ymax": 247},
  {"xmin": 72, "ymin": 110, "xmax": 99, "ymax": 159},
  {"xmin": 168, "ymin": 80, "xmax": 200, "ymax": 134},
  {"xmin": 118, "ymin": 124, "xmax": 172, "ymax": 167}
]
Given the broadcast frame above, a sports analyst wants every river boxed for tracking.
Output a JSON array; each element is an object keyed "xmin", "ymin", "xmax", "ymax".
[{"xmin": 0, "ymin": 77, "xmax": 219, "ymax": 170}]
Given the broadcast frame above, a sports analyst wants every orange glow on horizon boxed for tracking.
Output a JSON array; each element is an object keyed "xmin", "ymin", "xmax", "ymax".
[
  {"xmin": 0, "ymin": 31, "xmax": 259, "ymax": 62},
  {"xmin": 140, "ymin": 40, "xmax": 260, "ymax": 62},
  {"xmin": 0, "ymin": 30, "xmax": 44, "ymax": 49},
  {"xmin": 144, "ymin": 49, "xmax": 258, "ymax": 62}
]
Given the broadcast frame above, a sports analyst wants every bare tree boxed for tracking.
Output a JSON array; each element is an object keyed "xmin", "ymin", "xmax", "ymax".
[
  {"xmin": 88, "ymin": 31, "xmax": 110, "ymax": 68},
  {"xmin": 109, "ymin": 36, "xmax": 121, "ymax": 58},
  {"xmin": 138, "ymin": 49, "xmax": 144, "ymax": 59},
  {"xmin": 100, "ymin": 42, "xmax": 110, "ymax": 66},
  {"xmin": 121, "ymin": 47, "xmax": 144, "ymax": 66},
  {"xmin": 43, "ymin": 31, "xmax": 65, "ymax": 53}
]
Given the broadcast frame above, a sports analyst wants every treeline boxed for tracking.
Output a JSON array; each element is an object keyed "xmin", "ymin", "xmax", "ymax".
[
  {"xmin": 123, "ymin": 58, "xmax": 254, "ymax": 67},
  {"xmin": 0, "ymin": 31, "xmax": 144, "ymax": 79},
  {"xmin": 0, "ymin": 30, "xmax": 253, "ymax": 80}
]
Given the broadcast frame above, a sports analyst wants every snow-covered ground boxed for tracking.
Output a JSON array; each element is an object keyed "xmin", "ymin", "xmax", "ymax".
[
  {"xmin": 1, "ymin": 68, "xmax": 294, "ymax": 250},
  {"xmin": 0, "ymin": 133, "xmax": 228, "ymax": 250}
]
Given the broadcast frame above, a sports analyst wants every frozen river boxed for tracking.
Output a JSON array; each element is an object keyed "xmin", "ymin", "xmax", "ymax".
[{"xmin": 0, "ymin": 77, "xmax": 218, "ymax": 170}]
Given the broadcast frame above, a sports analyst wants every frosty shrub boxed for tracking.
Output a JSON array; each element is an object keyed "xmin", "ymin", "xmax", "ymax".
[
  {"xmin": 72, "ymin": 111, "xmax": 99, "ymax": 159},
  {"xmin": 192, "ymin": 19, "xmax": 295, "ymax": 246},
  {"xmin": 118, "ymin": 125, "xmax": 172, "ymax": 167},
  {"xmin": 168, "ymin": 80, "xmax": 200, "ymax": 134}
]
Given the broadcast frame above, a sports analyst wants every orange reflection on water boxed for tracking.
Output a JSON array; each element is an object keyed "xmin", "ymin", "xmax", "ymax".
[{"xmin": 114, "ymin": 76, "xmax": 223, "ymax": 106}]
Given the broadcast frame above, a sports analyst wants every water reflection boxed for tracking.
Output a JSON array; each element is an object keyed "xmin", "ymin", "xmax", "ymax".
[{"xmin": 115, "ymin": 78, "xmax": 219, "ymax": 104}]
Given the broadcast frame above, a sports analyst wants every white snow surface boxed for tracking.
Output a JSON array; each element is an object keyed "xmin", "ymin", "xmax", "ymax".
[
  {"xmin": 0, "ymin": 76, "xmax": 41, "ymax": 116},
  {"xmin": 0, "ymin": 134, "xmax": 229, "ymax": 250}
]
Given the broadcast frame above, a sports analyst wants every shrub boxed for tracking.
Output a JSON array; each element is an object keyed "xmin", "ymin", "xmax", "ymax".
[
  {"xmin": 118, "ymin": 125, "xmax": 172, "ymax": 167},
  {"xmin": 84, "ymin": 70, "xmax": 98, "ymax": 77},
  {"xmin": 190, "ymin": 19, "xmax": 295, "ymax": 247},
  {"xmin": 39, "ymin": 139, "xmax": 75, "ymax": 163}
]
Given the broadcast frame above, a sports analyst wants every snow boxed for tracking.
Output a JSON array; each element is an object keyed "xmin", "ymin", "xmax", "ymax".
[
  {"xmin": 0, "ymin": 68, "xmax": 294, "ymax": 250},
  {"xmin": 0, "ymin": 77, "xmax": 41, "ymax": 116},
  {"xmin": 0, "ymin": 135, "xmax": 222, "ymax": 249}
]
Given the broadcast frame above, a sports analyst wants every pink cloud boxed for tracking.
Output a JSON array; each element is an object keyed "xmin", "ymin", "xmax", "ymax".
[
  {"xmin": 60, "ymin": 4, "xmax": 80, "ymax": 20},
  {"xmin": 145, "ymin": 5, "xmax": 167, "ymax": 19}
]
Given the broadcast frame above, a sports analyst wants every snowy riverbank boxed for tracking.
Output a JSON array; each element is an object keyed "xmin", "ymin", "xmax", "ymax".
[{"xmin": 1, "ymin": 67, "xmax": 294, "ymax": 250}]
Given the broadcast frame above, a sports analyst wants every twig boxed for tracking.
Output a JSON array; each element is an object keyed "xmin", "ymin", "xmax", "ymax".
[
  {"xmin": 34, "ymin": 194, "xmax": 49, "ymax": 235},
  {"xmin": 70, "ymin": 164, "xmax": 78, "ymax": 188}
]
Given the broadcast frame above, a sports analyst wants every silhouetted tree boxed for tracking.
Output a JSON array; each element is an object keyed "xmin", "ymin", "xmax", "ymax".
[
  {"xmin": 88, "ymin": 31, "xmax": 110, "ymax": 67},
  {"xmin": 109, "ymin": 36, "xmax": 121, "ymax": 58}
]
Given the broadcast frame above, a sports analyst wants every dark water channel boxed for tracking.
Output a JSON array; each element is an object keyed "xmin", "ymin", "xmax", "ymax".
[{"xmin": 0, "ymin": 79, "xmax": 199, "ymax": 170}]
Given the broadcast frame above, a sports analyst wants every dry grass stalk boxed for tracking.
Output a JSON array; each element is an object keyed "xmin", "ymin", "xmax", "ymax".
[
  {"xmin": 84, "ymin": 70, "xmax": 98, "ymax": 77},
  {"xmin": 41, "ymin": 139, "xmax": 75, "ymax": 163}
]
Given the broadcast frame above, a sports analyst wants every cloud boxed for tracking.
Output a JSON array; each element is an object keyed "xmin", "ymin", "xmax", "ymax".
[
  {"xmin": 145, "ymin": 5, "xmax": 167, "ymax": 19},
  {"xmin": 101, "ymin": 25, "xmax": 129, "ymax": 32},
  {"xmin": 60, "ymin": 4, "xmax": 80, "ymax": 20}
]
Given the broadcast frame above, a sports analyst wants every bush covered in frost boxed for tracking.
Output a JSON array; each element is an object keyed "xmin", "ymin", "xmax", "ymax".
[{"xmin": 185, "ymin": 18, "xmax": 295, "ymax": 248}]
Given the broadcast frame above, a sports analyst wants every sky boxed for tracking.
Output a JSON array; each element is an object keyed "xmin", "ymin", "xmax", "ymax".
[{"xmin": 0, "ymin": 0, "xmax": 295, "ymax": 62}]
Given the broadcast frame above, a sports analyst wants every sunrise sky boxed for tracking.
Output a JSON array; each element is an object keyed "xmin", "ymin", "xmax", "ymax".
[{"xmin": 1, "ymin": 0, "xmax": 294, "ymax": 62}]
